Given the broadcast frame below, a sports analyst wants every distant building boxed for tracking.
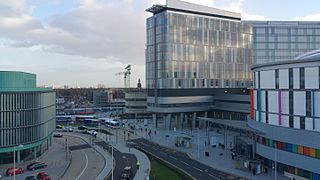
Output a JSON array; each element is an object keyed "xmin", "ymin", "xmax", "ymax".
[
  {"xmin": 56, "ymin": 95, "xmax": 65, "ymax": 115},
  {"xmin": 0, "ymin": 71, "xmax": 56, "ymax": 164},
  {"xmin": 249, "ymin": 50, "xmax": 320, "ymax": 179},
  {"xmin": 125, "ymin": 79, "xmax": 149, "ymax": 119},
  {"xmin": 93, "ymin": 91, "xmax": 110, "ymax": 107},
  {"xmin": 146, "ymin": 0, "xmax": 252, "ymax": 129},
  {"xmin": 245, "ymin": 21, "xmax": 320, "ymax": 65}
]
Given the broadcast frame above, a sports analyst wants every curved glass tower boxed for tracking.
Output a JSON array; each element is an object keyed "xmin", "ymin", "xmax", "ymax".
[{"xmin": 0, "ymin": 71, "xmax": 56, "ymax": 164}]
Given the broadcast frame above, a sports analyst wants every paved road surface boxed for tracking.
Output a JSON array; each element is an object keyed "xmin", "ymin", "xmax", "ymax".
[
  {"xmin": 62, "ymin": 134, "xmax": 105, "ymax": 180},
  {"xmin": 132, "ymin": 138, "xmax": 248, "ymax": 180},
  {"xmin": 96, "ymin": 141, "xmax": 137, "ymax": 180}
]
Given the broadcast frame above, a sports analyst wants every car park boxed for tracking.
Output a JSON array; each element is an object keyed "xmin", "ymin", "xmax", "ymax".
[
  {"xmin": 78, "ymin": 125, "xmax": 88, "ymax": 130},
  {"xmin": 56, "ymin": 125, "xmax": 63, "ymax": 129},
  {"xmin": 53, "ymin": 133, "xmax": 63, "ymax": 138},
  {"xmin": 6, "ymin": 167, "xmax": 24, "ymax": 176},
  {"xmin": 27, "ymin": 162, "xmax": 47, "ymax": 171},
  {"xmin": 25, "ymin": 176, "xmax": 37, "ymax": 180},
  {"xmin": 37, "ymin": 172, "xmax": 51, "ymax": 180},
  {"xmin": 63, "ymin": 126, "xmax": 73, "ymax": 132}
]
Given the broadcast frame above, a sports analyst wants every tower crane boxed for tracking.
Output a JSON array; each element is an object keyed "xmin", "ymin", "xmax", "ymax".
[{"xmin": 115, "ymin": 65, "xmax": 131, "ymax": 89}]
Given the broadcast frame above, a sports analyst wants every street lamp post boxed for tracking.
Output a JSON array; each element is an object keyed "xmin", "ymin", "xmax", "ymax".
[{"xmin": 13, "ymin": 144, "xmax": 24, "ymax": 180}]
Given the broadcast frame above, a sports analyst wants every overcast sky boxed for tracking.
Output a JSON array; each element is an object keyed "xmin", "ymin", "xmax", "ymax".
[{"xmin": 0, "ymin": 0, "xmax": 319, "ymax": 88}]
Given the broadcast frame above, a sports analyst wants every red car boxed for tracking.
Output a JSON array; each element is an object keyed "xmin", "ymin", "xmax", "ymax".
[
  {"xmin": 37, "ymin": 172, "xmax": 51, "ymax": 180},
  {"xmin": 6, "ymin": 167, "xmax": 24, "ymax": 176}
]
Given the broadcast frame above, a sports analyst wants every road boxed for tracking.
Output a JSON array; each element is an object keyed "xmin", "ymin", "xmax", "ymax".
[
  {"xmin": 131, "ymin": 138, "xmax": 248, "ymax": 180},
  {"xmin": 96, "ymin": 141, "xmax": 137, "ymax": 180},
  {"xmin": 61, "ymin": 134, "xmax": 105, "ymax": 180}
]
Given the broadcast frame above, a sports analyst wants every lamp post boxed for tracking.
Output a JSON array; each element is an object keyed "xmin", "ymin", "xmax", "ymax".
[{"xmin": 13, "ymin": 144, "xmax": 24, "ymax": 180}]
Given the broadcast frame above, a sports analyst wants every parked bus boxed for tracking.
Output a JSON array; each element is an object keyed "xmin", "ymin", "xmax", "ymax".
[
  {"xmin": 100, "ymin": 118, "xmax": 120, "ymax": 129},
  {"xmin": 84, "ymin": 119, "xmax": 100, "ymax": 126},
  {"xmin": 56, "ymin": 115, "xmax": 73, "ymax": 122},
  {"xmin": 75, "ymin": 115, "xmax": 96, "ymax": 122}
]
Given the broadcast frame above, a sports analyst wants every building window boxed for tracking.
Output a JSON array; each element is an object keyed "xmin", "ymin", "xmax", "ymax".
[
  {"xmin": 192, "ymin": 79, "xmax": 195, "ymax": 87},
  {"xmin": 178, "ymin": 80, "xmax": 182, "ymax": 88},
  {"xmin": 289, "ymin": 68, "xmax": 293, "ymax": 89},
  {"xmin": 202, "ymin": 79, "xmax": 205, "ymax": 87},
  {"xmin": 300, "ymin": 67, "xmax": 305, "ymax": 89},
  {"xmin": 289, "ymin": 91, "xmax": 293, "ymax": 114},
  {"xmin": 215, "ymin": 80, "xmax": 218, "ymax": 87},
  {"xmin": 275, "ymin": 69, "xmax": 279, "ymax": 89},
  {"xmin": 210, "ymin": 80, "xmax": 214, "ymax": 87},
  {"xmin": 300, "ymin": 117, "xmax": 305, "ymax": 129},
  {"xmin": 306, "ymin": 91, "xmax": 311, "ymax": 117},
  {"xmin": 289, "ymin": 116, "xmax": 293, "ymax": 128},
  {"xmin": 226, "ymin": 80, "xmax": 229, "ymax": 87},
  {"xmin": 265, "ymin": 91, "xmax": 268, "ymax": 124}
]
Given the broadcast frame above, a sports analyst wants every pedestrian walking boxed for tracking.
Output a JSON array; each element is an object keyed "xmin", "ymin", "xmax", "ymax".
[{"xmin": 137, "ymin": 160, "xmax": 140, "ymax": 170}]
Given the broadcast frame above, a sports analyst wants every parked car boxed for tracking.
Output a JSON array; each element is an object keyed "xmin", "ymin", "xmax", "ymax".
[
  {"xmin": 78, "ymin": 125, "xmax": 88, "ymax": 130},
  {"xmin": 27, "ymin": 162, "xmax": 47, "ymax": 171},
  {"xmin": 37, "ymin": 172, "xmax": 51, "ymax": 180},
  {"xmin": 25, "ymin": 176, "xmax": 37, "ymax": 180},
  {"xmin": 6, "ymin": 167, "xmax": 24, "ymax": 176},
  {"xmin": 63, "ymin": 126, "xmax": 73, "ymax": 132},
  {"xmin": 53, "ymin": 133, "xmax": 63, "ymax": 138},
  {"xmin": 82, "ymin": 129, "xmax": 90, "ymax": 134},
  {"xmin": 88, "ymin": 130, "xmax": 98, "ymax": 135},
  {"xmin": 120, "ymin": 166, "xmax": 132, "ymax": 180},
  {"xmin": 56, "ymin": 125, "xmax": 63, "ymax": 129}
]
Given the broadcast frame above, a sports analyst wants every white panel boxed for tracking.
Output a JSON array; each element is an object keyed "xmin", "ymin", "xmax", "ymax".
[
  {"xmin": 281, "ymin": 91, "xmax": 289, "ymax": 114},
  {"xmin": 305, "ymin": 67, "xmax": 319, "ymax": 89},
  {"xmin": 268, "ymin": 91, "xmax": 278, "ymax": 113},
  {"xmin": 293, "ymin": 68, "xmax": 300, "ymax": 89},
  {"xmin": 315, "ymin": 92, "xmax": 320, "ymax": 117},
  {"xmin": 260, "ymin": 70, "xmax": 275, "ymax": 89},
  {"xmin": 281, "ymin": 115, "xmax": 289, "ymax": 127},
  {"xmin": 294, "ymin": 91, "xmax": 306, "ymax": 116},
  {"xmin": 261, "ymin": 91, "xmax": 265, "ymax": 111},
  {"xmin": 279, "ymin": 69, "xmax": 289, "ymax": 89},
  {"xmin": 254, "ymin": 72, "xmax": 259, "ymax": 89},
  {"xmin": 305, "ymin": 117, "xmax": 313, "ymax": 130},
  {"xmin": 261, "ymin": 112, "xmax": 266, "ymax": 123},
  {"xmin": 269, "ymin": 113, "xmax": 278, "ymax": 126},
  {"xmin": 254, "ymin": 90, "xmax": 257, "ymax": 110},
  {"xmin": 315, "ymin": 118, "xmax": 320, "ymax": 132},
  {"xmin": 294, "ymin": 117, "xmax": 300, "ymax": 129}
]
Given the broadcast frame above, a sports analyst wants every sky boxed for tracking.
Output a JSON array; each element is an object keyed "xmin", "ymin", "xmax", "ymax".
[{"xmin": 0, "ymin": 0, "xmax": 319, "ymax": 88}]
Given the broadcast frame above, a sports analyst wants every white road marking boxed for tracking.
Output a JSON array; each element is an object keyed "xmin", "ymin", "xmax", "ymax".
[
  {"xmin": 209, "ymin": 173, "xmax": 220, "ymax": 180},
  {"xmin": 193, "ymin": 166, "xmax": 203, "ymax": 172},
  {"xmin": 75, "ymin": 151, "xmax": 89, "ymax": 180},
  {"xmin": 180, "ymin": 160, "xmax": 190, "ymax": 166},
  {"xmin": 169, "ymin": 155, "xmax": 177, "ymax": 160}
]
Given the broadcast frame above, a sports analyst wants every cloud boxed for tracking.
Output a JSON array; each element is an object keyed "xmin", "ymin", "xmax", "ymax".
[{"xmin": 294, "ymin": 13, "xmax": 320, "ymax": 21}]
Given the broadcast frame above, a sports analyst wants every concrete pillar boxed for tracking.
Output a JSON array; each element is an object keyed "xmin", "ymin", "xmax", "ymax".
[
  {"xmin": 165, "ymin": 114, "xmax": 172, "ymax": 130},
  {"xmin": 17, "ymin": 150, "xmax": 21, "ymax": 163},
  {"xmin": 174, "ymin": 115, "xmax": 178, "ymax": 129},
  {"xmin": 179, "ymin": 113, "xmax": 184, "ymax": 130},
  {"xmin": 152, "ymin": 114, "xmax": 157, "ymax": 129},
  {"xmin": 204, "ymin": 112, "xmax": 208, "ymax": 118},
  {"xmin": 47, "ymin": 139, "xmax": 49, "ymax": 149},
  {"xmin": 184, "ymin": 114, "xmax": 188, "ymax": 129},
  {"xmin": 192, "ymin": 112, "xmax": 196, "ymax": 129},
  {"xmin": 33, "ymin": 147, "xmax": 37, "ymax": 159},
  {"xmin": 40, "ymin": 144, "xmax": 43, "ymax": 155}
]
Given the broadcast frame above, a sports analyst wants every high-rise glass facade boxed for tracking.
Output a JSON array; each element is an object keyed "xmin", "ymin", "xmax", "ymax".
[
  {"xmin": 146, "ymin": 11, "xmax": 253, "ymax": 90},
  {"xmin": 246, "ymin": 21, "xmax": 320, "ymax": 65}
]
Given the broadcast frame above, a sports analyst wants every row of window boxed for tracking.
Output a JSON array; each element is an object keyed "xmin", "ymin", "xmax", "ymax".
[{"xmin": 256, "ymin": 135, "xmax": 320, "ymax": 159}]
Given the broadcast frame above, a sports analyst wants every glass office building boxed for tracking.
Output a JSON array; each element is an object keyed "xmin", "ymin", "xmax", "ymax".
[
  {"xmin": 146, "ymin": 0, "xmax": 253, "ymax": 129},
  {"xmin": 0, "ymin": 71, "xmax": 56, "ymax": 164},
  {"xmin": 246, "ymin": 21, "xmax": 320, "ymax": 65}
]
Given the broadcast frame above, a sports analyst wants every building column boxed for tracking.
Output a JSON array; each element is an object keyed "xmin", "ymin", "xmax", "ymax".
[
  {"xmin": 152, "ymin": 114, "xmax": 157, "ymax": 129},
  {"xmin": 204, "ymin": 112, "xmax": 208, "ymax": 118},
  {"xmin": 192, "ymin": 112, "xmax": 196, "ymax": 129},
  {"xmin": 17, "ymin": 150, "xmax": 21, "ymax": 163},
  {"xmin": 33, "ymin": 147, "xmax": 37, "ymax": 159},
  {"xmin": 178, "ymin": 113, "xmax": 182, "ymax": 130},
  {"xmin": 47, "ymin": 139, "xmax": 49, "ymax": 149},
  {"xmin": 165, "ymin": 114, "xmax": 171, "ymax": 130},
  {"xmin": 174, "ymin": 115, "xmax": 178, "ymax": 130}
]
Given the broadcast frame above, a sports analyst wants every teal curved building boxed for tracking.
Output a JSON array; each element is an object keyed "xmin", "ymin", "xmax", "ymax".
[{"xmin": 0, "ymin": 71, "xmax": 55, "ymax": 164}]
